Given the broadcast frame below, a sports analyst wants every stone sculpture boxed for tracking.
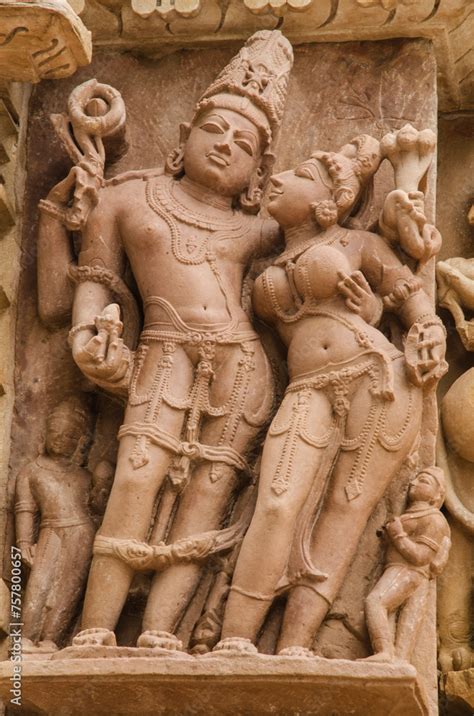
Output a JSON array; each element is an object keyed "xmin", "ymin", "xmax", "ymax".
[
  {"xmin": 33, "ymin": 26, "xmax": 447, "ymax": 662},
  {"xmin": 364, "ymin": 467, "xmax": 450, "ymax": 664},
  {"xmin": 436, "ymin": 246, "xmax": 474, "ymax": 672},
  {"xmin": 14, "ymin": 398, "xmax": 96, "ymax": 654},
  {"xmin": 37, "ymin": 30, "xmax": 294, "ymax": 654},
  {"xmin": 213, "ymin": 127, "xmax": 447, "ymax": 656}
]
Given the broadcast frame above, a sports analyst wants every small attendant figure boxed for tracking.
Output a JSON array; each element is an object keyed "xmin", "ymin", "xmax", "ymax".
[
  {"xmin": 15, "ymin": 397, "xmax": 95, "ymax": 654},
  {"xmin": 364, "ymin": 467, "xmax": 451, "ymax": 663}
]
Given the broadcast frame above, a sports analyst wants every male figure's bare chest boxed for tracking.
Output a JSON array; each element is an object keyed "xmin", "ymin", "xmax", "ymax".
[{"xmin": 120, "ymin": 198, "xmax": 249, "ymax": 270}]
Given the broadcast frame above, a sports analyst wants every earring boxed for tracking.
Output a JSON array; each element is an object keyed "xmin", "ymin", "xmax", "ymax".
[
  {"xmin": 312, "ymin": 199, "xmax": 338, "ymax": 228},
  {"xmin": 240, "ymin": 167, "xmax": 265, "ymax": 214},
  {"xmin": 165, "ymin": 144, "xmax": 185, "ymax": 176}
]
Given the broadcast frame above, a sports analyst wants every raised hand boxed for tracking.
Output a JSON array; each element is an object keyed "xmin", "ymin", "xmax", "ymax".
[
  {"xmin": 380, "ymin": 123, "xmax": 436, "ymax": 193},
  {"xmin": 381, "ymin": 189, "xmax": 442, "ymax": 264}
]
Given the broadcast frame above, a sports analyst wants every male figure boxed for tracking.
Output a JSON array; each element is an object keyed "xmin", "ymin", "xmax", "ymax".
[
  {"xmin": 365, "ymin": 467, "xmax": 451, "ymax": 662},
  {"xmin": 39, "ymin": 31, "xmax": 294, "ymax": 651},
  {"xmin": 15, "ymin": 398, "xmax": 95, "ymax": 653}
]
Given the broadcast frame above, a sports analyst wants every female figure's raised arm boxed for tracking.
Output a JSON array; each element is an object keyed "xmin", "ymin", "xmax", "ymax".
[{"xmin": 361, "ymin": 231, "xmax": 447, "ymax": 388}]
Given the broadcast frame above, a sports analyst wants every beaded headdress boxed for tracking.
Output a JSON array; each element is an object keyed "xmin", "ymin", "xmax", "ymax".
[
  {"xmin": 167, "ymin": 30, "xmax": 294, "ymax": 212},
  {"xmin": 312, "ymin": 135, "xmax": 382, "ymax": 218},
  {"xmin": 194, "ymin": 30, "xmax": 294, "ymax": 148}
]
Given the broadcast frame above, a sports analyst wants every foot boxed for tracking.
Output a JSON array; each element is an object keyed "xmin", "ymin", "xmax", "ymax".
[
  {"xmin": 72, "ymin": 628, "xmax": 117, "ymax": 648},
  {"xmin": 210, "ymin": 637, "xmax": 258, "ymax": 656},
  {"xmin": 438, "ymin": 645, "xmax": 474, "ymax": 672},
  {"xmin": 37, "ymin": 640, "xmax": 59, "ymax": 653},
  {"xmin": 20, "ymin": 638, "xmax": 58, "ymax": 658},
  {"xmin": 20, "ymin": 637, "xmax": 36, "ymax": 653},
  {"xmin": 136, "ymin": 630, "xmax": 183, "ymax": 651},
  {"xmin": 278, "ymin": 646, "xmax": 315, "ymax": 658},
  {"xmin": 362, "ymin": 651, "xmax": 394, "ymax": 663}
]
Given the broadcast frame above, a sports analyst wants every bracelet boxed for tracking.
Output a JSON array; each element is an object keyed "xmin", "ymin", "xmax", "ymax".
[
  {"xmin": 67, "ymin": 322, "xmax": 96, "ymax": 347},
  {"xmin": 38, "ymin": 199, "xmax": 66, "ymax": 222},
  {"xmin": 413, "ymin": 313, "xmax": 447, "ymax": 337},
  {"xmin": 383, "ymin": 277, "xmax": 423, "ymax": 311}
]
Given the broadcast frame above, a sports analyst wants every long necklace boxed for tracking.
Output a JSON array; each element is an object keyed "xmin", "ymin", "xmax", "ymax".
[
  {"xmin": 146, "ymin": 176, "xmax": 251, "ymax": 266},
  {"xmin": 155, "ymin": 176, "xmax": 244, "ymax": 232}
]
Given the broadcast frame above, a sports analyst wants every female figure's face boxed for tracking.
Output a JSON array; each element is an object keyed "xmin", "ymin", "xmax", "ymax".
[
  {"xmin": 267, "ymin": 159, "xmax": 333, "ymax": 229},
  {"xmin": 183, "ymin": 107, "xmax": 263, "ymax": 197}
]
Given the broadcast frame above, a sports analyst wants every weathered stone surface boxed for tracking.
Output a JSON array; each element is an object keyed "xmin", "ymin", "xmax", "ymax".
[
  {"xmin": 70, "ymin": 0, "xmax": 473, "ymax": 111},
  {"xmin": 2, "ymin": 41, "xmax": 442, "ymax": 716},
  {"xmin": 0, "ymin": 656, "xmax": 431, "ymax": 715},
  {"xmin": 434, "ymin": 114, "xmax": 474, "ymax": 680},
  {"xmin": 441, "ymin": 668, "xmax": 474, "ymax": 714},
  {"xmin": 0, "ymin": 0, "xmax": 91, "ymax": 83}
]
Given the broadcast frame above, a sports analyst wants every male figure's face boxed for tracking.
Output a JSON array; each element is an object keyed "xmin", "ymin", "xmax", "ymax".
[
  {"xmin": 45, "ymin": 415, "xmax": 79, "ymax": 458},
  {"xmin": 183, "ymin": 107, "xmax": 262, "ymax": 197}
]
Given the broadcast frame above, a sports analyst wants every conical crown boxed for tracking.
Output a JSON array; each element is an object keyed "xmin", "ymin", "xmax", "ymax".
[{"xmin": 196, "ymin": 30, "xmax": 293, "ymax": 143}]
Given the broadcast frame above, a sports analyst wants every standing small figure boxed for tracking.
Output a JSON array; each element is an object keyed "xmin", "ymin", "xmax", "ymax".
[
  {"xmin": 15, "ymin": 398, "xmax": 95, "ymax": 654},
  {"xmin": 365, "ymin": 467, "xmax": 451, "ymax": 663}
]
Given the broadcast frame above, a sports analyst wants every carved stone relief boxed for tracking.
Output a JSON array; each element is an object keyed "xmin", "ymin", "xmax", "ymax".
[
  {"xmin": 436, "ymin": 213, "xmax": 474, "ymax": 676},
  {"xmin": 365, "ymin": 466, "xmax": 450, "ymax": 663},
  {"xmin": 0, "ymin": 0, "xmax": 91, "ymax": 83},
  {"xmin": 0, "ymin": 33, "xmax": 450, "ymax": 715},
  {"xmin": 15, "ymin": 397, "xmax": 96, "ymax": 655},
  {"xmin": 130, "ymin": 0, "xmax": 203, "ymax": 19},
  {"xmin": 67, "ymin": 0, "xmax": 473, "ymax": 112}
]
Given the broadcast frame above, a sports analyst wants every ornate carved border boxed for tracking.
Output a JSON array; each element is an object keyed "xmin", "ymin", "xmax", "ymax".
[
  {"xmin": 0, "ymin": 0, "xmax": 91, "ymax": 83},
  {"xmin": 71, "ymin": 0, "xmax": 473, "ymax": 111}
]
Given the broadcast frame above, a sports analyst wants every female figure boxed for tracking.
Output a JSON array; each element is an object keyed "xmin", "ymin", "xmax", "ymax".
[
  {"xmin": 216, "ymin": 133, "xmax": 447, "ymax": 655},
  {"xmin": 38, "ymin": 31, "xmax": 293, "ymax": 651}
]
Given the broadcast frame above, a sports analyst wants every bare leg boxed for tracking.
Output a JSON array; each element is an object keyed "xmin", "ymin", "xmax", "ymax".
[
  {"xmin": 395, "ymin": 578, "xmax": 429, "ymax": 662},
  {"xmin": 364, "ymin": 566, "xmax": 423, "ymax": 660},
  {"xmin": 142, "ymin": 342, "xmax": 273, "ymax": 637},
  {"xmin": 41, "ymin": 523, "xmax": 95, "ymax": 646},
  {"xmin": 278, "ymin": 367, "xmax": 422, "ymax": 651},
  {"xmin": 22, "ymin": 529, "xmax": 62, "ymax": 643},
  {"xmin": 220, "ymin": 388, "xmax": 333, "ymax": 645},
  {"xmin": 78, "ymin": 344, "xmax": 193, "ymax": 641}
]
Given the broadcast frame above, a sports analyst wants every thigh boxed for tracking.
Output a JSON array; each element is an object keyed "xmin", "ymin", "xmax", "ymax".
[
  {"xmin": 204, "ymin": 341, "xmax": 274, "ymax": 449},
  {"xmin": 370, "ymin": 566, "xmax": 422, "ymax": 611},
  {"xmin": 168, "ymin": 342, "xmax": 273, "ymax": 536},
  {"xmin": 256, "ymin": 387, "xmax": 334, "ymax": 511},
  {"xmin": 329, "ymin": 365, "xmax": 422, "ymax": 510},
  {"xmin": 100, "ymin": 341, "xmax": 194, "ymax": 532}
]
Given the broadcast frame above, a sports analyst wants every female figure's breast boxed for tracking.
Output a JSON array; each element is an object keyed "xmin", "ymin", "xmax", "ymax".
[
  {"xmin": 294, "ymin": 244, "xmax": 351, "ymax": 301},
  {"xmin": 253, "ymin": 264, "xmax": 295, "ymax": 324}
]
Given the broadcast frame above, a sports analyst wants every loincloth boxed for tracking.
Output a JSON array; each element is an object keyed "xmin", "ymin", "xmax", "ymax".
[{"xmin": 119, "ymin": 296, "xmax": 266, "ymax": 486}]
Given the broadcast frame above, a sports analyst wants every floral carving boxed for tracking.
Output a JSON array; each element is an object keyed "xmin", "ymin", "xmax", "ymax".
[
  {"xmin": 130, "ymin": 0, "xmax": 202, "ymax": 19},
  {"xmin": 243, "ymin": 0, "xmax": 313, "ymax": 14}
]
